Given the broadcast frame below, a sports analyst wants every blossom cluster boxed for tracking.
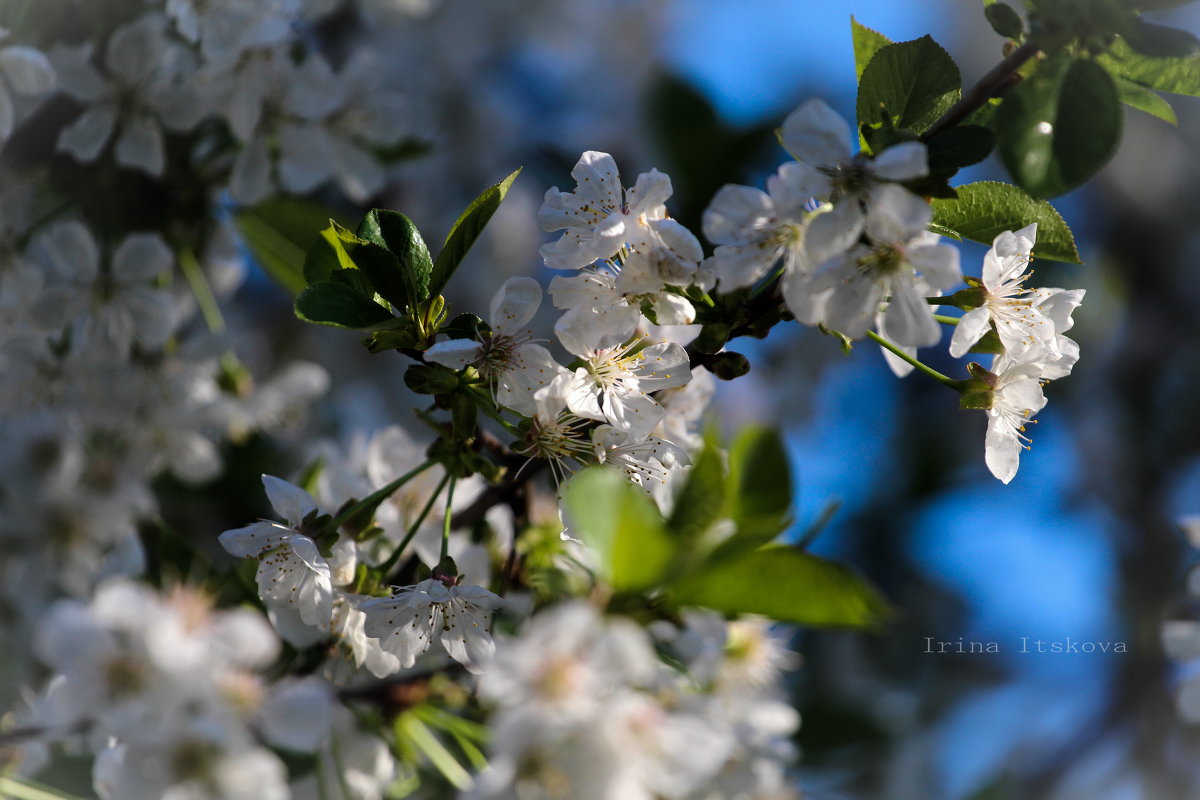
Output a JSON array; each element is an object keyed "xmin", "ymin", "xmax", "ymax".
[{"xmin": 701, "ymin": 99, "xmax": 1084, "ymax": 483}]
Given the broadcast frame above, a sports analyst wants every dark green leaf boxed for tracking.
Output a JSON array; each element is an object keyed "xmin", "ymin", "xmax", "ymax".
[
  {"xmin": 352, "ymin": 241, "xmax": 410, "ymax": 311},
  {"xmin": 294, "ymin": 282, "xmax": 395, "ymax": 328},
  {"xmin": 235, "ymin": 197, "xmax": 344, "ymax": 296},
  {"xmin": 1097, "ymin": 35, "xmax": 1200, "ymax": 97},
  {"xmin": 363, "ymin": 327, "xmax": 418, "ymax": 354},
  {"xmin": 404, "ymin": 363, "xmax": 461, "ymax": 395},
  {"xmin": 851, "ymin": 16, "xmax": 893, "ymax": 80},
  {"xmin": 357, "ymin": 209, "xmax": 433, "ymax": 308},
  {"xmin": 667, "ymin": 441, "xmax": 726, "ymax": 545},
  {"xmin": 930, "ymin": 181, "xmax": 1080, "ymax": 263},
  {"xmin": 441, "ymin": 312, "xmax": 490, "ymax": 340},
  {"xmin": 727, "ymin": 426, "xmax": 792, "ymax": 539},
  {"xmin": 927, "ymin": 125, "xmax": 996, "ymax": 170},
  {"xmin": 995, "ymin": 54, "xmax": 1121, "ymax": 198},
  {"xmin": 329, "ymin": 266, "xmax": 377, "ymax": 299},
  {"xmin": 856, "ymin": 35, "xmax": 961, "ymax": 133},
  {"xmin": 303, "ymin": 221, "xmax": 363, "ymax": 286},
  {"xmin": 431, "ymin": 168, "xmax": 521, "ymax": 297},
  {"xmin": 1123, "ymin": 18, "xmax": 1200, "ymax": 59},
  {"xmin": 1114, "ymin": 75, "xmax": 1178, "ymax": 124},
  {"xmin": 561, "ymin": 468, "xmax": 676, "ymax": 593},
  {"xmin": 984, "ymin": 2, "xmax": 1024, "ymax": 40},
  {"xmin": 671, "ymin": 546, "xmax": 890, "ymax": 628}
]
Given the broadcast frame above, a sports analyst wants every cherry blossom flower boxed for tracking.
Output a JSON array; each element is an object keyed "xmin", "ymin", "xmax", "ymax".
[
  {"xmin": 359, "ymin": 578, "xmax": 504, "ymax": 674},
  {"xmin": 218, "ymin": 475, "xmax": 335, "ymax": 627},
  {"xmin": 778, "ymin": 97, "xmax": 928, "ymax": 202},
  {"xmin": 982, "ymin": 359, "xmax": 1048, "ymax": 484},
  {"xmin": 426, "ymin": 277, "xmax": 562, "ymax": 415},
  {"xmin": 555, "ymin": 309, "xmax": 692, "ymax": 440},
  {"xmin": 791, "ymin": 184, "xmax": 960, "ymax": 346},
  {"xmin": 539, "ymin": 151, "xmax": 692, "ymax": 270}
]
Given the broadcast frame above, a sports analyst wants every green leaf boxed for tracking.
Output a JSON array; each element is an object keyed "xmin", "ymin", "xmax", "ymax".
[
  {"xmin": 727, "ymin": 426, "xmax": 792, "ymax": 538},
  {"xmin": 984, "ymin": 2, "xmax": 1024, "ymax": 40},
  {"xmin": 561, "ymin": 467, "xmax": 677, "ymax": 593},
  {"xmin": 431, "ymin": 168, "xmax": 521, "ymax": 297},
  {"xmin": 1122, "ymin": 18, "xmax": 1200, "ymax": 59},
  {"xmin": 404, "ymin": 363, "xmax": 461, "ymax": 395},
  {"xmin": 671, "ymin": 545, "xmax": 890, "ymax": 628},
  {"xmin": 0, "ymin": 775, "xmax": 89, "ymax": 800},
  {"xmin": 441, "ymin": 312, "xmax": 490, "ymax": 340},
  {"xmin": 351, "ymin": 241, "xmax": 412, "ymax": 311},
  {"xmin": 667, "ymin": 440, "xmax": 726, "ymax": 545},
  {"xmin": 1097, "ymin": 35, "xmax": 1200, "ymax": 97},
  {"xmin": 851, "ymin": 16, "xmax": 893, "ymax": 80},
  {"xmin": 1114, "ymin": 75, "xmax": 1178, "ymax": 124},
  {"xmin": 294, "ymin": 281, "xmax": 395, "ymax": 328},
  {"xmin": 929, "ymin": 222, "xmax": 963, "ymax": 241},
  {"xmin": 930, "ymin": 181, "xmax": 1080, "ymax": 263},
  {"xmin": 925, "ymin": 125, "xmax": 996, "ymax": 170},
  {"xmin": 303, "ymin": 221, "xmax": 363, "ymax": 285},
  {"xmin": 856, "ymin": 35, "xmax": 961, "ymax": 133},
  {"xmin": 995, "ymin": 54, "xmax": 1122, "ymax": 198},
  {"xmin": 235, "ymin": 197, "xmax": 344, "ymax": 295},
  {"xmin": 357, "ymin": 209, "xmax": 433, "ymax": 307}
]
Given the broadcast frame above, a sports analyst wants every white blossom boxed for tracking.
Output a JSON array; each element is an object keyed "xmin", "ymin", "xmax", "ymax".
[{"xmin": 359, "ymin": 578, "xmax": 503, "ymax": 674}]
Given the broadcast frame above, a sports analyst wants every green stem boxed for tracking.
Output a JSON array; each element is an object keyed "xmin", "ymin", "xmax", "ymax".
[
  {"xmin": 467, "ymin": 385, "xmax": 523, "ymax": 437},
  {"xmin": 329, "ymin": 459, "xmax": 437, "ymax": 533},
  {"xmin": 439, "ymin": 475, "xmax": 457, "ymax": 564},
  {"xmin": 865, "ymin": 330, "xmax": 960, "ymax": 388},
  {"xmin": 379, "ymin": 471, "xmax": 451, "ymax": 576},
  {"xmin": 179, "ymin": 245, "xmax": 226, "ymax": 334},
  {"xmin": 933, "ymin": 314, "xmax": 960, "ymax": 326}
]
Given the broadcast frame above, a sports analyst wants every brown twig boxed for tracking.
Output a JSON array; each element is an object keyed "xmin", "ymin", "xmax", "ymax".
[{"xmin": 921, "ymin": 40, "xmax": 1041, "ymax": 141}]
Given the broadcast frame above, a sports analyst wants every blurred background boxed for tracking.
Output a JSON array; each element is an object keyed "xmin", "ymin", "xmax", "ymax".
[{"xmin": 7, "ymin": 0, "xmax": 1200, "ymax": 797}]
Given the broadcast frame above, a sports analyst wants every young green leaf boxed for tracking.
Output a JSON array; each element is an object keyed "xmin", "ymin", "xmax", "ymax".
[
  {"xmin": 294, "ymin": 281, "xmax": 396, "ymax": 328},
  {"xmin": 930, "ymin": 181, "xmax": 1080, "ymax": 263},
  {"xmin": 666, "ymin": 440, "xmax": 727, "ymax": 545},
  {"xmin": 357, "ymin": 209, "xmax": 433, "ymax": 308},
  {"xmin": 670, "ymin": 545, "xmax": 890, "ymax": 628},
  {"xmin": 851, "ymin": 16, "xmax": 893, "ymax": 80},
  {"xmin": 856, "ymin": 35, "xmax": 961, "ymax": 133},
  {"xmin": 727, "ymin": 426, "xmax": 792, "ymax": 539},
  {"xmin": 1122, "ymin": 18, "xmax": 1200, "ymax": 59},
  {"xmin": 431, "ymin": 168, "xmax": 521, "ymax": 297},
  {"xmin": 984, "ymin": 2, "xmax": 1024, "ymax": 40},
  {"xmin": 995, "ymin": 54, "xmax": 1122, "ymax": 198},
  {"xmin": 1098, "ymin": 35, "xmax": 1200, "ymax": 98},
  {"xmin": 303, "ymin": 221, "xmax": 363, "ymax": 285},
  {"xmin": 1114, "ymin": 75, "xmax": 1178, "ymax": 124},
  {"xmin": 561, "ymin": 467, "xmax": 677, "ymax": 593},
  {"xmin": 235, "ymin": 198, "xmax": 341, "ymax": 296},
  {"xmin": 404, "ymin": 363, "xmax": 461, "ymax": 395}
]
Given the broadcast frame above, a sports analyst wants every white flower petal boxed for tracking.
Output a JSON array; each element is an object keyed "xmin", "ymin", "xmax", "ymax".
[
  {"xmin": 949, "ymin": 306, "xmax": 992, "ymax": 358},
  {"xmin": 112, "ymin": 232, "xmax": 172, "ymax": 284},
  {"xmin": 780, "ymin": 98, "xmax": 851, "ymax": 166},
  {"xmin": 57, "ymin": 105, "xmax": 116, "ymax": 163},
  {"xmin": 869, "ymin": 141, "xmax": 929, "ymax": 181},
  {"xmin": 425, "ymin": 339, "xmax": 481, "ymax": 369},
  {"xmin": 702, "ymin": 184, "xmax": 774, "ymax": 246},
  {"xmin": 114, "ymin": 116, "xmax": 165, "ymax": 177},
  {"xmin": 0, "ymin": 45, "xmax": 55, "ymax": 95},
  {"xmin": 490, "ymin": 277, "xmax": 542, "ymax": 333},
  {"xmin": 262, "ymin": 474, "xmax": 320, "ymax": 527}
]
